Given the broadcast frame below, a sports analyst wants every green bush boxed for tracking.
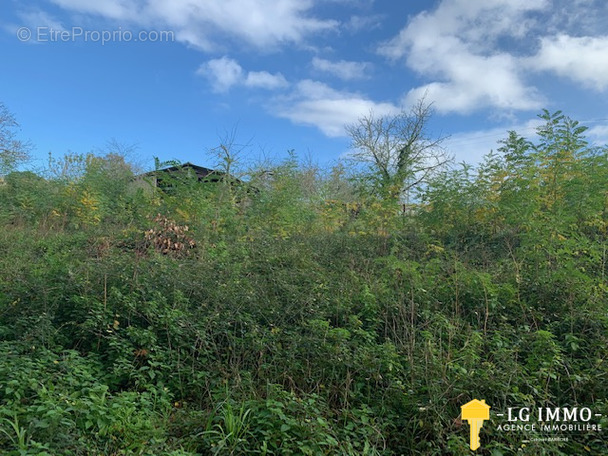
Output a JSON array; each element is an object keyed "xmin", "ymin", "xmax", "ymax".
[{"xmin": 1, "ymin": 114, "xmax": 607, "ymax": 454}]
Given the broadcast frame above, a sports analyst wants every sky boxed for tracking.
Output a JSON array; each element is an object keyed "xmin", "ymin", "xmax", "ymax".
[{"xmin": 2, "ymin": 0, "xmax": 608, "ymax": 172}]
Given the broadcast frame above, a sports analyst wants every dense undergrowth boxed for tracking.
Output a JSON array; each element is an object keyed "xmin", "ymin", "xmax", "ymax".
[{"xmin": 0, "ymin": 112, "xmax": 607, "ymax": 455}]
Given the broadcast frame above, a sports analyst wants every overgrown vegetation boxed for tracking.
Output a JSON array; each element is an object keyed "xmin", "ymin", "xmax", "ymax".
[{"xmin": 0, "ymin": 110, "xmax": 607, "ymax": 455}]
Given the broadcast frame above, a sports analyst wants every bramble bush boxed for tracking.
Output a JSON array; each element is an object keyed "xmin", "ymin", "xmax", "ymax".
[{"xmin": 0, "ymin": 111, "xmax": 607, "ymax": 454}]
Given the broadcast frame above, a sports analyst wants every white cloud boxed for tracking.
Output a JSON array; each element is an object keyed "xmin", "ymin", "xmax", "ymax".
[
  {"xmin": 587, "ymin": 124, "xmax": 608, "ymax": 146},
  {"xmin": 379, "ymin": 0, "xmax": 548, "ymax": 114},
  {"xmin": 197, "ymin": 57, "xmax": 244, "ymax": 93},
  {"xmin": 50, "ymin": 0, "xmax": 136, "ymax": 20},
  {"xmin": 197, "ymin": 59, "xmax": 392, "ymax": 137},
  {"xmin": 311, "ymin": 57, "xmax": 370, "ymax": 80},
  {"xmin": 446, "ymin": 116, "xmax": 608, "ymax": 165},
  {"xmin": 343, "ymin": 14, "xmax": 384, "ymax": 33},
  {"xmin": 49, "ymin": 0, "xmax": 339, "ymax": 51},
  {"xmin": 402, "ymin": 51, "xmax": 544, "ymax": 114},
  {"xmin": 18, "ymin": 9, "xmax": 66, "ymax": 31},
  {"xmin": 530, "ymin": 34, "xmax": 608, "ymax": 91},
  {"xmin": 197, "ymin": 57, "xmax": 288, "ymax": 92},
  {"xmin": 245, "ymin": 71, "xmax": 289, "ymax": 90},
  {"xmin": 445, "ymin": 119, "xmax": 541, "ymax": 165},
  {"xmin": 543, "ymin": 0, "xmax": 608, "ymax": 37},
  {"xmin": 274, "ymin": 80, "xmax": 399, "ymax": 137}
]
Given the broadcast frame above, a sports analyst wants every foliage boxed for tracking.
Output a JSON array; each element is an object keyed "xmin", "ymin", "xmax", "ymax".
[
  {"xmin": 0, "ymin": 103, "xmax": 31, "ymax": 176},
  {"xmin": 0, "ymin": 111, "xmax": 607, "ymax": 454}
]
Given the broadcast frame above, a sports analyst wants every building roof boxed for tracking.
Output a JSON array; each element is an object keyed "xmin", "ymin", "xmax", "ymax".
[
  {"xmin": 140, "ymin": 162, "xmax": 220, "ymax": 178},
  {"xmin": 136, "ymin": 162, "xmax": 247, "ymax": 188}
]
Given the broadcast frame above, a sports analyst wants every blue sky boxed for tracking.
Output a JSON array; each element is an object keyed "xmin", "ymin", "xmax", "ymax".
[{"xmin": 2, "ymin": 0, "xmax": 608, "ymax": 172}]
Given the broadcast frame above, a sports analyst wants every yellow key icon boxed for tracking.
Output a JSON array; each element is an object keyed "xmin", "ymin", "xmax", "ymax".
[{"xmin": 461, "ymin": 399, "xmax": 490, "ymax": 450}]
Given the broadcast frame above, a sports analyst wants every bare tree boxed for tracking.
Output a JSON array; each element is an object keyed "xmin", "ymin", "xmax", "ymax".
[
  {"xmin": 346, "ymin": 99, "xmax": 450, "ymax": 201},
  {"xmin": 209, "ymin": 126, "xmax": 252, "ymax": 181},
  {"xmin": 0, "ymin": 103, "xmax": 31, "ymax": 176}
]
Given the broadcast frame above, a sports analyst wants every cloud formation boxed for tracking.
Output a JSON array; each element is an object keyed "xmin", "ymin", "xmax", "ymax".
[
  {"xmin": 311, "ymin": 57, "xmax": 370, "ymax": 80},
  {"xmin": 197, "ymin": 57, "xmax": 396, "ymax": 137},
  {"xmin": 18, "ymin": 8, "xmax": 66, "ymax": 32},
  {"xmin": 274, "ymin": 80, "xmax": 399, "ymax": 137},
  {"xmin": 379, "ymin": 0, "xmax": 548, "ymax": 114},
  {"xmin": 444, "ymin": 118, "xmax": 543, "ymax": 164},
  {"xmin": 49, "ymin": 0, "xmax": 338, "ymax": 50},
  {"xmin": 197, "ymin": 57, "xmax": 288, "ymax": 92},
  {"xmin": 531, "ymin": 34, "xmax": 608, "ymax": 91},
  {"xmin": 37, "ymin": 0, "xmax": 608, "ymax": 139}
]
